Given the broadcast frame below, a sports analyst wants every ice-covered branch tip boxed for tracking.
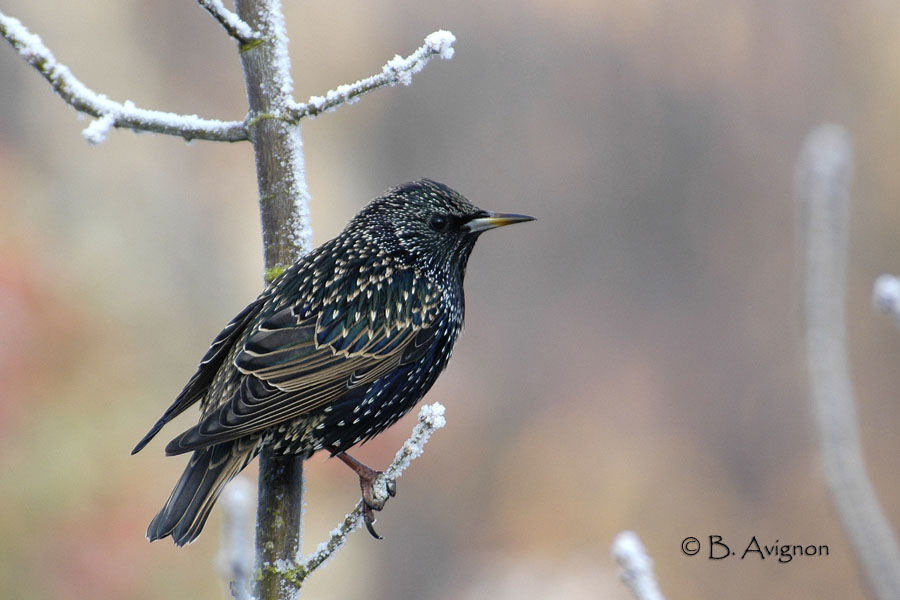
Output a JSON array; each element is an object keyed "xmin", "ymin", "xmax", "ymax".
[
  {"xmin": 288, "ymin": 30, "xmax": 456, "ymax": 119},
  {"xmin": 273, "ymin": 403, "xmax": 447, "ymax": 588},
  {"xmin": 873, "ymin": 275, "xmax": 900, "ymax": 329},
  {"xmin": 612, "ymin": 531, "xmax": 666, "ymax": 600},
  {"xmin": 197, "ymin": 0, "xmax": 259, "ymax": 45},
  {"xmin": 0, "ymin": 10, "xmax": 249, "ymax": 143}
]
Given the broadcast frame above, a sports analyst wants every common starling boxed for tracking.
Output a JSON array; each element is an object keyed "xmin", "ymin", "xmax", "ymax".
[{"xmin": 133, "ymin": 179, "xmax": 533, "ymax": 545}]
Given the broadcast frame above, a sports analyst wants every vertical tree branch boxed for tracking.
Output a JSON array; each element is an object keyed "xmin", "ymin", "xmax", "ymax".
[
  {"xmin": 2, "ymin": 6, "xmax": 456, "ymax": 598},
  {"xmin": 796, "ymin": 123, "xmax": 900, "ymax": 600},
  {"xmin": 235, "ymin": 0, "xmax": 312, "ymax": 275},
  {"xmin": 254, "ymin": 450, "xmax": 304, "ymax": 600},
  {"xmin": 233, "ymin": 1, "xmax": 310, "ymax": 598}
]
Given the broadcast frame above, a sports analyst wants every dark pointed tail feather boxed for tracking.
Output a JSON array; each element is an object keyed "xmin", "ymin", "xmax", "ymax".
[
  {"xmin": 132, "ymin": 418, "xmax": 168, "ymax": 455},
  {"xmin": 147, "ymin": 439, "xmax": 259, "ymax": 546}
]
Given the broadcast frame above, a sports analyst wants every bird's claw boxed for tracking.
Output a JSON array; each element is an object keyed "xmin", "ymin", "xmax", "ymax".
[
  {"xmin": 363, "ymin": 505, "xmax": 382, "ymax": 539},
  {"xmin": 359, "ymin": 474, "xmax": 396, "ymax": 539},
  {"xmin": 336, "ymin": 452, "xmax": 396, "ymax": 539}
]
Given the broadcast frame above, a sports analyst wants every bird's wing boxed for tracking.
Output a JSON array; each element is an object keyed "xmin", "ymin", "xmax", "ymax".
[
  {"xmin": 165, "ymin": 265, "xmax": 439, "ymax": 455},
  {"xmin": 132, "ymin": 296, "xmax": 267, "ymax": 454}
]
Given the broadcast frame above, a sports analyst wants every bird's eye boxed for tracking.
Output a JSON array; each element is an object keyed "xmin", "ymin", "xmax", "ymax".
[{"xmin": 429, "ymin": 214, "xmax": 450, "ymax": 232}]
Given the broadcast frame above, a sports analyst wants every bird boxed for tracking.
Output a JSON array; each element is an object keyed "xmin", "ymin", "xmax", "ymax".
[{"xmin": 132, "ymin": 178, "xmax": 534, "ymax": 545}]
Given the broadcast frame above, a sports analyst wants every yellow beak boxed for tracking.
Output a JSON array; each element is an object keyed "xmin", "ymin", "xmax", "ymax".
[{"xmin": 463, "ymin": 212, "xmax": 535, "ymax": 233}]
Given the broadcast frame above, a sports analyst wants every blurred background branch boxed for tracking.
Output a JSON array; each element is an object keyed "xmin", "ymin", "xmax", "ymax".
[
  {"xmin": 216, "ymin": 479, "xmax": 254, "ymax": 600},
  {"xmin": 873, "ymin": 275, "xmax": 900, "ymax": 331},
  {"xmin": 796, "ymin": 124, "xmax": 900, "ymax": 600},
  {"xmin": 612, "ymin": 531, "xmax": 665, "ymax": 600}
]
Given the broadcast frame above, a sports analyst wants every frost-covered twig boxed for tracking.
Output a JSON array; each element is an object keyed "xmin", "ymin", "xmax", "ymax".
[
  {"xmin": 0, "ymin": 10, "xmax": 248, "ymax": 143},
  {"xmin": 612, "ymin": 532, "xmax": 665, "ymax": 600},
  {"xmin": 216, "ymin": 478, "xmax": 254, "ymax": 600},
  {"xmin": 873, "ymin": 275, "xmax": 900, "ymax": 330},
  {"xmin": 272, "ymin": 403, "xmax": 447, "ymax": 588},
  {"xmin": 288, "ymin": 30, "xmax": 455, "ymax": 119},
  {"xmin": 797, "ymin": 124, "xmax": 900, "ymax": 600},
  {"xmin": 197, "ymin": 0, "xmax": 259, "ymax": 46}
]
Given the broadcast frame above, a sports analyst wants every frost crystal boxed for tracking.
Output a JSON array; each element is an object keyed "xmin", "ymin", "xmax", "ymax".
[
  {"xmin": 198, "ymin": 0, "xmax": 257, "ymax": 42},
  {"xmin": 418, "ymin": 402, "xmax": 447, "ymax": 429},
  {"xmin": 424, "ymin": 30, "xmax": 456, "ymax": 60},
  {"xmin": 82, "ymin": 112, "xmax": 115, "ymax": 145},
  {"xmin": 285, "ymin": 124, "xmax": 313, "ymax": 254}
]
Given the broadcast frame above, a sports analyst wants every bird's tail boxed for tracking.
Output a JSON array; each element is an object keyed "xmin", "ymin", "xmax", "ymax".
[{"xmin": 147, "ymin": 438, "xmax": 258, "ymax": 546}]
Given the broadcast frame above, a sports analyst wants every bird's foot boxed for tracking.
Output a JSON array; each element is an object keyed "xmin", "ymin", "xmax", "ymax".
[{"xmin": 336, "ymin": 452, "xmax": 396, "ymax": 539}]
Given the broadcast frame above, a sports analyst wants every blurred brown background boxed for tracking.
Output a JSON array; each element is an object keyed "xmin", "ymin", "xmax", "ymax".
[{"xmin": 2, "ymin": 1, "xmax": 900, "ymax": 598}]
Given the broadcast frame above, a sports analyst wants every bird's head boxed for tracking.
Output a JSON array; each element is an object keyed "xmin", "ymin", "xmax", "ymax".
[{"xmin": 352, "ymin": 179, "xmax": 534, "ymax": 281}]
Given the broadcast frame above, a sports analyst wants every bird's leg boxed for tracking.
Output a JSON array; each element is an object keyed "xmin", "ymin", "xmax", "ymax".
[{"xmin": 336, "ymin": 451, "xmax": 396, "ymax": 539}]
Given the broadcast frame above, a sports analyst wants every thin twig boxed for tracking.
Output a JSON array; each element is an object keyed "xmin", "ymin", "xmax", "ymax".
[
  {"xmin": 274, "ymin": 403, "xmax": 447, "ymax": 588},
  {"xmin": 797, "ymin": 123, "xmax": 900, "ymax": 600},
  {"xmin": 287, "ymin": 30, "xmax": 455, "ymax": 119},
  {"xmin": 0, "ymin": 10, "xmax": 248, "ymax": 143},
  {"xmin": 197, "ymin": 0, "xmax": 259, "ymax": 46},
  {"xmin": 612, "ymin": 532, "xmax": 666, "ymax": 600}
]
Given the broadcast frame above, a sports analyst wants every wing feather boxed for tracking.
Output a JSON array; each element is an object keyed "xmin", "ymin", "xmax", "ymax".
[
  {"xmin": 165, "ymin": 266, "xmax": 439, "ymax": 455},
  {"xmin": 132, "ymin": 297, "xmax": 266, "ymax": 454}
]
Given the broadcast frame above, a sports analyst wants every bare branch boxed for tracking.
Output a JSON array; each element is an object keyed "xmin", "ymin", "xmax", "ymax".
[
  {"xmin": 612, "ymin": 532, "xmax": 666, "ymax": 600},
  {"xmin": 273, "ymin": 403, "xmax": 447, "ymax": 588},
  {"xmin": 232, "ymin": 1, "xmax": 310, "ymax": 597},
  {"xmin": 197, "ymin": 0, "xmax": 260, "ymax": 46},
  {"xmin": 797, "ymin": 123, "xmax": 900, "ymax": 600},
  {"xmin": 0, "ymin": 10, "xmax": 248, "ymax": 143},
  {"xmin": 287, "ymin": 30, "xmax": 455, "ymax": 120}
]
